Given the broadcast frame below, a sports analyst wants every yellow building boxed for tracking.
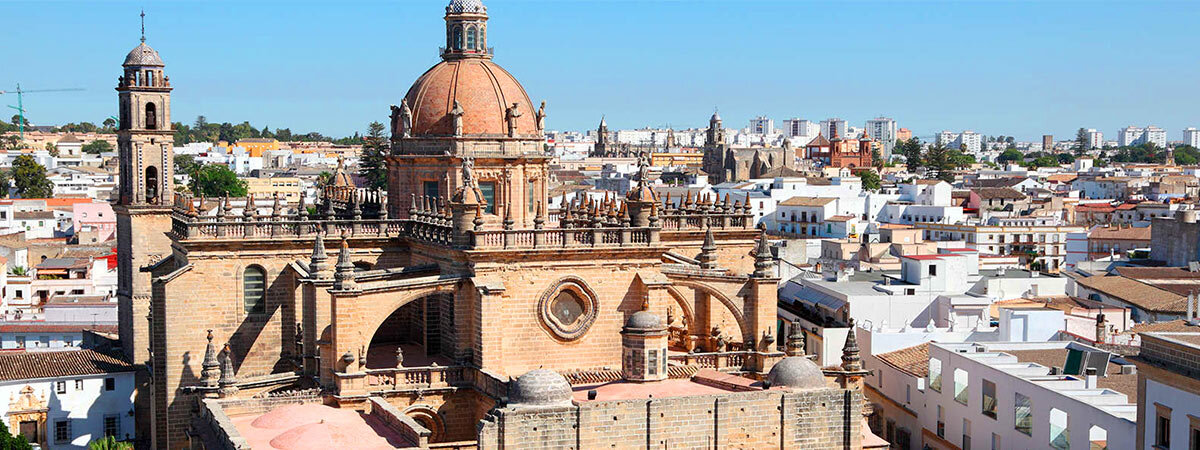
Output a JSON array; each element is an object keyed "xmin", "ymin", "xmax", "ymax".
[
  {"xmin": 242, "ymin": 176, "xmax": 304, "ymax": 202},
  {"xmin": 234, "ymin": 138, "xmax": 280, "ymax": 157},
  {"xmin": 650, "ymin": 150, "xmax": 703, "ymax": 167}
]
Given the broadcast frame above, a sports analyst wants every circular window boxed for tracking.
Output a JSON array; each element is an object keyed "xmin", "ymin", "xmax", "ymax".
[{"xmin": 538, "ymin": 278, "xmax": 598, "ymax": 341}]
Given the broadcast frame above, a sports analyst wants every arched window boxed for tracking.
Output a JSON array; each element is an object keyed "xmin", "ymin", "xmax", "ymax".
[
  {"xmin": 243, "ymin": 266, "xmax": 266, "ymax": 314},
  {"xmin": 466, "ymin": 26, "xmax": 477, "ymax": 50},
  {"xmin": 452, "ymin": 25, "xmax": 463, "ymax": 50},
  {"xmin": 146, "ymin": 70, "xmax": 156, "ymax": 87},
  {"xmin": 145, "ymin": 166, "xmax": 159, "ymax": 203},
  {"xmin": 145, "ymin": 103, "xmax": 157, "ymax": 130}
]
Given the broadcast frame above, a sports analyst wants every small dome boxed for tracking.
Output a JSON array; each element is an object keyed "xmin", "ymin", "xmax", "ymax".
[
  {"xmin": 447, "ymin": 0, "xmax": 487, "ymax": 14},
  {"xmin": 766, "ymin": 356, "xmax": 826, "ymax": 390},
  {"xmin": 624, "ymin": 311, "xmax": 663, "ymax": 330},
  {"xmin": 509, "ymin": 369, "xmax": 572, "ymax": 407},
  {"xmin": 123, "ymin": 42, "xmax": 164, "ymax": 67},
  {"xmin": 626, "ymin": 185, "xmax": 657, "ymax": 203},
  {"xmin": 710, "ymin": 111, "xmax": 722, "ymax": 122}
]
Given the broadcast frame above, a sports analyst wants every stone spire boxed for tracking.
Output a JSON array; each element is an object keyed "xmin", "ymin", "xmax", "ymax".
[
  {"xmin": 697, "ymin": 226, "xmax": 718, "ymax": 270},
  {"xmin": 200, "ymin": 329, "xmax": 220, "ymax": 387},
  {"xmin": 785, "ymin": 323, "xmax": 805, "ymax": 357},
  {"xmin": 334, "ymin": 236, "xmax": 358, "ymax": 291},
  {"xmin": 309, "ymin": 232, "xmax": 331, "ymax": 280},
  {"xmin": 840, "ymin": 319, "xmax": 862, "ymax": 372},
  {"xmin": 217, "ymin": 343, "xmax": 238, "ymax": 397},
  {"xmin": 752, "ymin": 228, "xmax": 773, "ymax": 278}
]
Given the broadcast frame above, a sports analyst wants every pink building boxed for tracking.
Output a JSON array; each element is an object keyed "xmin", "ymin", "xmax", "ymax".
[{"xmin": 72, "ymin": 202, "xmax": 116, "ymax": 243}]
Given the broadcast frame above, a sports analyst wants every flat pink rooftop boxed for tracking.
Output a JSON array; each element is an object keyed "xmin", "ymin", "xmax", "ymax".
[{"xmin": 231, "ymin": 403, "xmax": 414, "ymax": 449}]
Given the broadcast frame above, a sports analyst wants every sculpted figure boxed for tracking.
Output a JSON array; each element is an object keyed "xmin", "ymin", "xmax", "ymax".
[
  {"xmin": 400, "ymin": 98, "xmax": 413, "ymax": 138},
  {"xmin": 450, "ymin": 100, "xmax": 465, "ymax": 136},
  {"xmin": 505, "ymin": 102, "xmax": 522, "ymax": 137},
  {"xmin": 535, "ymin": 100, "xmax": 546, "ymax": 134}
]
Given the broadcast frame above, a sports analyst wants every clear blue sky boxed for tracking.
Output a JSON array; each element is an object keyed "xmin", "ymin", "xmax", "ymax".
[{"xmin": 2, "ymin": 0, "xmax": 1197, "ymax": 142}]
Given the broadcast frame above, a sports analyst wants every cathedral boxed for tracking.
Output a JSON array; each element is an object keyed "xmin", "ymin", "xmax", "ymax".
[
  {"xmin": 115, "ymin": 1, "xmax": 871, "ymax": 448},
  {"xmin": 700, "ymin": 112, "xmax": 802, "ymax": 184}
]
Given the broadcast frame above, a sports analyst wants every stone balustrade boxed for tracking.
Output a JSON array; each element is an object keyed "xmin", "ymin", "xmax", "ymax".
[{"xmin": 668, "ymin": 351, "xmax": 751, "ymax": 370}]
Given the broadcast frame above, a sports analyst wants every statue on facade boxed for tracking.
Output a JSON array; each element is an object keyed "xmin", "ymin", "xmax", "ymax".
[
  {"xmin": 389, "ymin": 104, "xmax": 401, "ymax": 137},
  {"xmin": 505, "ymin": 102, "xmax": 522, "ymax": 137},
  {"xmin": 535, "ymin": 100, "xmax": 546, "ymax": 134},
  {"xmin": 450, "ymin": 100, "xmax": 465, "ymax": 136},
  {"xmin": 462, "ymin": 157, "xmax": 476, "ymax": 187},
  {"xmin": 400, "ymin": 98, "xmax": 413, "ymax": 138}
]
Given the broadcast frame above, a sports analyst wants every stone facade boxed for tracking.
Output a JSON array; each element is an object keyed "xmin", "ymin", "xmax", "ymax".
[{"xmin": 120, "ymin": 2, "xmax": 870, "ymax": 448}]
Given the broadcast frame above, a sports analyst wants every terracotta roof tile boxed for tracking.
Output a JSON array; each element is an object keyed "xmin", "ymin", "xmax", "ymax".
[
  {"xmin": 1074, "ymin": 275, "xmax": 1187, "ymax": 313},
  {"xmin": 779, "ymin": 197, "xmax": 837, "ymax": 207},
  {"xmin": 1089, "ymin": 225, "xmax": 1151, "ymax": 241},
  {"xmin": 971, "ymin": 187, "xmax": 1027, "ymax": 200},
  {"xmin": 876, "ymin": 343, "xmax": 930, "ymax": 378},
  {"xmin": 0, "ymin": 349, "xmax": 134, "ymax": 382}
]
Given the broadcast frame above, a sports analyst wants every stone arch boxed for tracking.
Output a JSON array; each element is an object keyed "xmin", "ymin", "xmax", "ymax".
[
  {"xmin": 403, "ymin": 404, "xmax": 445, "ymax": 442},
  {"xmin": 669, "ymin": 280, "xmax": 751, "ymax": 346},
  {"xmin": 664, "ymin": 285, "xmax": 697, "ymax": 334}
]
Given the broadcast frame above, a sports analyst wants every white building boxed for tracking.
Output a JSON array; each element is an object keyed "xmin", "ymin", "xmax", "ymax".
[
  {"xmin": 1130, "ymin": 331, "xmax": 1200, "ymax": 450},
  {"xmin": 1184, "ymin": 127, "xmax": 1200, "ymax": 148},
  {"xmin": 865, "ymin": 117, "xmax": 898, "ymax": 159},
  {"xmin": 748, "ymin": 116, "xmax": 774, "ymax": 135},
  {"xmin": 1118, "ymin": 125, "xmax": 1168, "ymax": 147},
  {"xmin": 1083, "ymin": 129, "xmax": 1104, "ymax": 150},
  {"xmin": 0, "ymin": 349, "xmax": 138, "ymax": 448},
  {"xmin": 820, "ymin": 118, "xmax": 848, "ymax": 138},
  {"xmin": 936, "ymin": 130, "xmax": 982, "ymax": 153},
  {"xmin": 781, "ymin": 118, "xmax": 818, "ymax": 138},
  {"xmin": 868, "ymin": 340, "xmax": 1136, "ymax": 450}
]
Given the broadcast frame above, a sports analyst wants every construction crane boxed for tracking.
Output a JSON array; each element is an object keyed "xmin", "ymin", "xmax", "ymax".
[{"xmin": 1, "ymin": 84, "xmax": 85, "ymax": 139}]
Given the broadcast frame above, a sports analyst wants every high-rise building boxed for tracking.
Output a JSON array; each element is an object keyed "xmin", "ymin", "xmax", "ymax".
[
  {"xmin": 781, "ymin": 118, "xmax": 817, "ymax": 138},
  {"xmin": 1042, "ymin": 135, "xmax": 1054, "ymax": 152},
  {"xmin": 896, "ymin": 128, "xmax": 912, "ymax": 141},
  {"xmin": 1083, "ymin": 129, "xmax": 1103, "ymax": 150},
  {"xmin": 819, "ymin": 118, "xmax": 847, "ymax": 138},
  {"xmin": 1118, "ymin": 125, "xmax": 1168, "ymax": 147},
  {"xmin": 865, "ymin": 117, "xmax": 897, "ymax": 159},
  {"xmin": 1184, "ymin": 128, "xmax": 1200, "ymax": 148},
  {"xmin": 748, "ymin": 116, "xmax": 774, "ymax": 135},
  {"xmin": 937, "ymin": 130, "xmax": 981, "ymax": 152}
]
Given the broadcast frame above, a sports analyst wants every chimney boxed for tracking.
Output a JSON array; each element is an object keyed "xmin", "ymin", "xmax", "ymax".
[{"xmin": 1085, "ymin": 367, "xmax": 1097, "ymax": 389}]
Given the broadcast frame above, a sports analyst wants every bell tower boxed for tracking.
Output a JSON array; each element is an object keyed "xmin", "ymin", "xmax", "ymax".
[{"xmin": 115, "ymin": 12, "xmax": 175, "ymax": 368}]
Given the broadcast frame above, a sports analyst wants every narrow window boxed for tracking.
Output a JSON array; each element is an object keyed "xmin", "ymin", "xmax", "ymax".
[
  {"xmin": 104, "ymin": 415, "xmax": 120, "ymax": 437},
  {"xmin": 1050, "ymin": 408, "xmax": 1070, "ymax": 450},
  {"xmin": 937, "ymin": 405, "xmax": 945, "ymax": 438},
  {"xmin": 56, "ymin": 381, "xmax": 66, "ymax": 394},
  {"xmin": 466, "ymin": 26, "xmax": 477, "ymax": 50},
  {"xmin": 74, "ymin": 379, "xmax": 82, "ymax": 390},
  {"xmin": 930, "ymin": 264, "xmax": 938, "ymax": 276},
  {"xmin": 982, "ymin": 379, "xmax": 997, "ymax": 418},
  {"xmin": 1157, "ymin": 404, "xmax": 1172, "ymax": 448},
  {"xmin": 104, "ymin": 377, "xmax": 115, "ymax": 391},
  {"xmin": 963, "ymin": 418, "xmax": 972, "ymax": 450},
  {"xmin": 422, "ymin": 180, "xmax": 439, "ymax": 201},
  {"xmin": 145, "ymin": 102, "xmax": 157, "ymax": 129},
  {"xmin": 452, "ymin": 25, "xmax": 463, "ymax": 50},
  {"xmin": 54, "ymin": 420, "xmax": 71, "ymax": 444},
  {"xmin": 953, "ymin": 368, "xmax": 969, "ymax": 405},
  {"xmin": 479, "ymin": 182, "xmax": 496, "ymax": 215},
  {"xmin": 243, "ymin": 266, "xmax": 266, "ymax": 314}
]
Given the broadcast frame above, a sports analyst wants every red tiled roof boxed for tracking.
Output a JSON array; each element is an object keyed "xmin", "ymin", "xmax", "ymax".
[
  {"xmin": 0, "ymin": 323, "xmax": 118, "ymax": 333},
  {"xmin": 876, "ymin": 342, "xmax": 930, "ymax": 378},
  {"xmin": 902, "ymin": 255, "xmax": 942, "ymax": 260},
  {"xmin": 0, "ymin": 349, "xmax": 134, "ymax": 382}
]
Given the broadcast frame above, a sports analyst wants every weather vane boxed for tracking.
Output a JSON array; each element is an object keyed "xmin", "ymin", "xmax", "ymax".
[{"xmin": 140, "ymin": 10, "xmax": 146, "ymax": 43}]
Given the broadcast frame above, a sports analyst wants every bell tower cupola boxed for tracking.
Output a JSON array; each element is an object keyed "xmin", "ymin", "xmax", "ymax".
[
  {"xmin": 442, "ymin": 0, "xmax": 490, "ymax": 60},
  {"xmin": 116, "ymin": 10, "xmax": 173, "ymax": 206}
]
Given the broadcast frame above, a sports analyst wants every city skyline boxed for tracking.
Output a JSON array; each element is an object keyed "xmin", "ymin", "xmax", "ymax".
[{"xmin": 3, "ymin": 0, "xmax": 1199, "ymax": 141}]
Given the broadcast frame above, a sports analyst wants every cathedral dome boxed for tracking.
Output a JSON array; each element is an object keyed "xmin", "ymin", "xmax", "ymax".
[
  {"xmin": 123, "ymin": 42, "xmax": 164, "ymax": 67},
  {"xmin": 403, "ymin": 59, "xmax": 537, "ymax": 138},
  {"xmin": 509, "ymin": 369, "xmax": 572, "ymax": 407},
  {"xmin": 766, "ymin": 356, "xmax": 826, "ymax": 390}
]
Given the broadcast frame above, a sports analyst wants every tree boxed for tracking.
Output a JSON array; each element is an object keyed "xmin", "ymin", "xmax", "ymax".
[
  {"xmin": 922, "ymin": 143, "xmax": 956, "ymax": 182},
  {"xmin": 82, "ymin": 140, "xmax": 113, "ymax": 155},
  {"xmin": 189, "ymin": 164, "xmax": 247, "ymax": 197},
  {"xmin": 1074, "ymin": 128, "xmax": 1089, "ymax": 155},
  {"xmin": 11, "ymin": 154, "xmax": 53, "ymax": 198},
  {"xmin": 947, "ymin": 150, "xmax": 975, "ymax": 168},
  {"xmin": 10, "ymin": 114, "xmax": 30, "ymax": 127},
  {"xmin": 0, "ymin": 420, "xmax": 34, "ymax": 450},
  {"xmin": 1056, "ymin": 153, "xmax": 1076, "ymax": 165},
  {"xmin": 870, "ymin": 146, "xmax": 882, "ymax": 169},
  {"xmin": 174, "ymin": 154, "xmax": 200, "ymax": 176},
  {"xmin": 897, "ymin": 137, "xmax": 923, "ymax": 173},
  {"xmin": 997, "ymin": 148, "xmax": 1024, "ymax": 164},
  {"xmin": 102, "ymin": 117, "xmax": 117, "ymax": 130},
  {"xmin": 88, "ymin": 436, "xmax": 133, "ymax": 450},
  {"xmin": 317, "ymin": 171, "xmax": 333, "ymax": 186},
  {"xmin": 858, "ymin": 169, "xmax": 881, "ymax": 191},
  {"xmin": 358, "ymin": 121, "xmax": 389, "ymax": 190},
  {"xmin": 46, "ymin": 142, "xmax": 59, "ymax": 157}
]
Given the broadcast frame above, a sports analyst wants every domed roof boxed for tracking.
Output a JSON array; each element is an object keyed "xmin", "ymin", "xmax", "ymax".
[
  {"xmin": 123, "ymin": 42, "xmax": 164, "ymax": 67},
  {"xmin": 403, "ymin": 59, "xmax": 537, "ymax": 138},
  {"xmin": 509, "ymin": 369, "xmax": 572, "ymax": 407},
  {"xmin": 766, "ymin": 356, "xmax": 826, "ymax": 390},
  {"xmin": 447, "ymin": 0, "xmax": 487, "ymax": 14},
  {"xmin": 624, "ymin": 311, "xmax": 663, "ymax": 330},
  {"xmin": 711, "ymin": 111, "xmax": 722, "ymax": 122}
]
